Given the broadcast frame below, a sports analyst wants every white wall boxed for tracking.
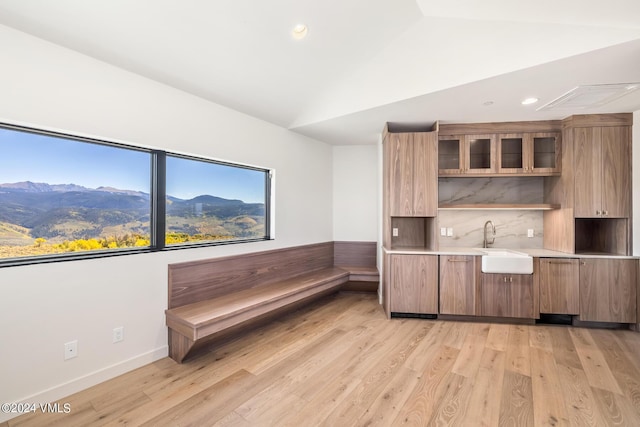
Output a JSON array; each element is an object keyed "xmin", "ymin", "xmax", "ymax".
[
  {"xmin": 0, "ymin": 24, "xmax": 334, "ymax": 420},
  {"xmin": 332, "ymin": 145, "xmax": 378, "ymax": 241}
]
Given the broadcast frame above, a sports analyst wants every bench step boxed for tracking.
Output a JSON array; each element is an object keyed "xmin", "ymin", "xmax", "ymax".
[{"xmin": 344, "ymin": 266, "xmax": 379, "ymax": 282}]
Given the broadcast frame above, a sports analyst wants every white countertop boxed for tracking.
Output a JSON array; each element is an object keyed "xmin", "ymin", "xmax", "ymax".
[{"xmin": 384, "ymin": 246, "xmax": 639, "ymax": 259}]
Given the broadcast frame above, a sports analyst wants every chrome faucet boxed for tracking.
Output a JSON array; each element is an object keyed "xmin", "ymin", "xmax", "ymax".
[{"xmin": 483, "ymin": 220, "xmax": 496, "ymax": 248}]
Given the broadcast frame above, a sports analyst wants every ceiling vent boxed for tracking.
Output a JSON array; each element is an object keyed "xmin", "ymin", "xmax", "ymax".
[{"xmin": 537, "ymin": 83, "xmax": 640, "ymax": 111}]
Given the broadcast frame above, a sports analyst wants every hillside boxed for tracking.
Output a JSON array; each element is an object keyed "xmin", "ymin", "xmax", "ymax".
[{"xmin": 0, "ymin": 181, "xmax": 265, "ymax": 248}]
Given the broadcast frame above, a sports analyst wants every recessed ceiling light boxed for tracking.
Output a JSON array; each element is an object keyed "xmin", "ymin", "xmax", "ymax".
[
  {"xmin": 521, "ymin": 97, "xmax": 539, "ymax": 105},
  {"xmin": 482, "ymin": 101, "xmax": 494, "ymax": 106},
  {"xmin": 292, "ymin": 24, "xmax": 308, "ymax": 40}
]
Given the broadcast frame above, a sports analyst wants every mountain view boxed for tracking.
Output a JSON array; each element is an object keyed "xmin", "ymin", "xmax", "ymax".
[{"xmin": 0, "ymin": 181, "xmax": 265, "ymax": 258}]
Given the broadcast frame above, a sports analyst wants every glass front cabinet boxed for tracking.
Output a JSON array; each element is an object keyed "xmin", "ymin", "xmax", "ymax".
[
  {"xmin": 497, "ymin": 132, "xmax": 561, "ymax": 175},
  {"xmin": 439, "ymin": 132, "xmax": 560, "ymax": 176},
  {"xmin": 438, "ymin": 134, "xmax": 497, "ymax": 175}
]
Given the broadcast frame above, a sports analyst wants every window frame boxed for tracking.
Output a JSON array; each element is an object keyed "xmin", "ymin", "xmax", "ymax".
[{"xmin": 0, "ymin": 122, "xmax": 273, "ymax": 267}]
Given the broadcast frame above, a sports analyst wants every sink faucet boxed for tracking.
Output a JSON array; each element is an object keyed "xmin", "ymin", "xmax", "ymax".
[{"xmin": 483, "ymin": 220, "xmax": 496, "ymax": 248}]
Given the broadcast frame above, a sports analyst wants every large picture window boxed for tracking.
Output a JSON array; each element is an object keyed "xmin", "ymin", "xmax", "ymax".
[{"xmin": 0, "ymin": 124, "xmax": 272, "ymax": 265}]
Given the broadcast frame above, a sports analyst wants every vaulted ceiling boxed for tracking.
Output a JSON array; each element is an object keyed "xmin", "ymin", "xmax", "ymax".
[{"xmin": 1, "ymin": 0, "xmax": 639, "ymax": 145}]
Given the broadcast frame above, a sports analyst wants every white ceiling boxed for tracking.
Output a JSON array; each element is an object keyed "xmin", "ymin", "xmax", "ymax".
[{"xmin": 1, "ymin": 0, "xmax": 639, "ymax": 145}]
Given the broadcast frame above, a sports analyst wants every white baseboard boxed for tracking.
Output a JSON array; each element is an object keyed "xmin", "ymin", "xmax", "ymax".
[{"xmin": 0, "ymin": 346, "xmax": 168, "ymax": 423}]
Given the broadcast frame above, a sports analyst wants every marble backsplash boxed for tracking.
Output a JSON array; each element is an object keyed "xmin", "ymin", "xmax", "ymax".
[{"xmin": 438, "ymin": 177, "xmax": 544, "ymax": 248}]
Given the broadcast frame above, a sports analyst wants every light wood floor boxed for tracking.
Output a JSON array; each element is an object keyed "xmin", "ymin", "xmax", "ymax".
[{"xmin": 6, "ymin": 292, "xmax": 640, "ymax": 426}]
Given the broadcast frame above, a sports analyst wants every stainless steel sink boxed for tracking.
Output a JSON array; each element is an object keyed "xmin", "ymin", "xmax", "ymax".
[{"xmin": 477, "ymin": 248, "xmax": 533, "ymax": 274}]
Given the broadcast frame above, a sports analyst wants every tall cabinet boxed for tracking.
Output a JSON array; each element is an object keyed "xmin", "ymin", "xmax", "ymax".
[
  {"xmin": 383, "ymin": 125, "xmax": 439, "ymax": 317},
  {"xmin": 383, "ymin": 125, "xmax": 439, "ymax": 251},
  {"xmin": 544, "ymin": 114, "xmax": 633, "ymax": 255}
]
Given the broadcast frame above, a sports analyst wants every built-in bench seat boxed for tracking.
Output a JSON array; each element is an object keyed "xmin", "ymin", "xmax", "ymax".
[
  {"xmin": 334, "ymin": 241, "xmax": 379, "ymax": 292},
  {"xmin": 165, "ymin": 241, "xmax": 378, "ymax": 363}
]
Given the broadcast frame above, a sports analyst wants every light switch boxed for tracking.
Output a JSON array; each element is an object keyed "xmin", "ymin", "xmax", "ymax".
[
  {"xmin": 527, "ymin": 229, "xmax": 534, "ymax": 238},
  {"xmin": 447, "ymin": 228, "xmax": 453, "ymax": 237},
  {"xmin": 440, "ymin": 227, "xmax": 447, "ymax": 236},
  {"xmin": 392, "ymin": 228, "xmax": 399, "ymax": 237}
]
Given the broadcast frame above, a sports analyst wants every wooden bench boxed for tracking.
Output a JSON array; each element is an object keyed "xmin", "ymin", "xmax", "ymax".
[
  {"xmin": 334, "ymin": 241, "xmax": 379, "ymax": 292},
  {"xmin": 165, "ymin": 241, "xmax": 378, "ymax": 363}
]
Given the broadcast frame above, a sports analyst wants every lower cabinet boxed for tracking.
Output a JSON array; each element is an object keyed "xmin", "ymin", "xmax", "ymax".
[
  {"xmin": 390, "ymin": 254, "xmax": 438, "ymax": 314},
  {"xmin": 439, "ymin": 255, "xmax": 479, "ymax": 315},
  {"xmin": 481, "ymin": 273, "xmax": 534, "ymax": 318},
  {"xmin": 539, "ymin": 258, "xmax": 580, "ymax": 314},
  {"xmin": 580, "ymin": 258, "xmax": 637, "ymax": 323}
]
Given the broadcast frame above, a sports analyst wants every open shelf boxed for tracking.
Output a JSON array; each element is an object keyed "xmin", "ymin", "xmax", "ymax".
[{"xmin": 438, "ymin": 203, "xmax": 560, "ymax": 211}]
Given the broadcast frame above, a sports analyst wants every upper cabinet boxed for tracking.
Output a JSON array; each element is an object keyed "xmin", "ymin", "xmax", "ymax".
[
  {"xmin": 386, "ymin": 131, "xmax": 438, "ymax": 217},
  {"xmin": 497, "ymin": 132, "xmax": 561, "ymax": 175},
  {"xmin": 466, "ymin": 134, "xmax": 497, "ymax": 174},
  {"xmin": 574, "ymin": 125, "xmax": 631, "ymax": 218},
  {"xmin": 438, "ymin": 122, "xmax": 562, "ymax": 177},
  {"xmin": 438, "ymin": 134, "xmax": 497, "ymax": 175},
  {"xmin": 438, "ymin": 136, "xmax": 463, "ymax": 175}
]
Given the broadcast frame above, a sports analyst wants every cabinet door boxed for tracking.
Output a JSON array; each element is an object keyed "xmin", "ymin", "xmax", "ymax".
[
  {"xmin": 481, "ymin": 274, "xmax": 534, "ymax": 318},
  {"xmin": 580, "ymin": 258, "xmax": 637, "ymax": 323},
  {"xmin": 439, "ymin": 255, "xmax": 478, "ymax": 315},
  {"xmin": 413, "ymin": 132, "xmax": 438, "ymax": 216},
  {"xmin": 464, "ymin": 134, "xmax": 496, "ymax": 174},
  {"xmin": 390, "ymin": 255, "xmax": 438, "ymax": 314},
  {"xmin": 539, "ymin": 258, "xmax": 579, "ymax": 314},
  {"xmin": 601, "ymin": 126, "xmax": 630, "ymax": 218},
  {"xmin": 529, "ymin": 132, "xmax": 561, "ymax": 174},
  {"xmin": 438, "ymin": 136, "xmax": 464, "ymax": 175},
  {"xmin": 497, "ymin": 134, "xmax": 525, "ymax": 174},
  {"xmin": 388, "ymin": 132, "xmax": 438, "ymax": 217},
  {"xmin": 388, "ymin": 133, "xmax": 414, "ymax": 216},
  {"xmin": 574, "ymin": 127, "xmax": 602, "ymax": 217}
]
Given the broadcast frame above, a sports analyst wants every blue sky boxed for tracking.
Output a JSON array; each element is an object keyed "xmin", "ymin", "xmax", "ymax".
[
  {"xmin": 167, "ymin": 156, "xmax": 265, "ymax": 203},
  {"xmin": 0, "ymin": 127, "xmax": 266, "ymax": 203}
]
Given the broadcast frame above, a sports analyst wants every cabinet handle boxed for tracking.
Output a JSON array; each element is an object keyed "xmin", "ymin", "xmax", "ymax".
[
  {"xmin": 509, "ymin": 277, "xmax": 513, "ymax": 283},
  {"xmin": 603, "ymin": 210, "xmax": 608, "ymax": 216},
  {"xmin": 548, "ymin": 260, "xmax": 574, "ymax": 264},
  {"xmin": 596, "ymin": 210, "xmax": 601, "ymax": 216},
  {"xmin": 447, "ymin": 258, "xmax": 471, "ymax": 262},
  {"xmin": 504, "ymin": 277, "xmax": 507, "ymax": 283}
]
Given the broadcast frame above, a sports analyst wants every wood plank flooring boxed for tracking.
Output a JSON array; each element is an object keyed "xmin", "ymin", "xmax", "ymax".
[{"xmin": 5, "ymin": 292, "xmax": 640, "ymax": 426}]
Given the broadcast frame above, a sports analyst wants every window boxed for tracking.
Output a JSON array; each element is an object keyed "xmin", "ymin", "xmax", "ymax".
[
  {"xmin": 0, "ymin": 123, "xmax": 272, "ymax": 265},
  {"xmin": 165, "ymin": 155, "xmax": 269, "ymax": 246}
]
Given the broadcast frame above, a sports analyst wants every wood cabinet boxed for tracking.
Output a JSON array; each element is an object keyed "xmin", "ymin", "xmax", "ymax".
[
  {"xmin": 539, "ymin": 258, "xmax": 579, "ymax": 314},
  {"xmin": 439, "ymin": 255, "xmax": 479, "ymax": 315},
  {"xmin": 497, "ymin": 132, "xmax": 561, "ymax": 174},
  {"xmin": 438, "ymin": 134, "xmax": 496, "ymax": 175},
  {"xmin": 438, "ymin": 135, "xmax": 463, "ymax": 175},
  {"xmin": 440, "ymin": 131, "xmax": 560, "ymax": 176},
  {"xmin": 579, "ymin": 258, "xmax": 637, "ymax": 323},
  {"xmin": 389, "ymin": 254, "xmax": 438, "ymax": 314},
  {"xmin": 574, "ymin": 126, "xmax": 631, "ymax": 218},
  {"xmin": 387, "ymin": 132, "xmax": 437, "ymax": 216},
  {"xmin": 480, "ymin": 273, "xmax": 534, "ymax": 318}
]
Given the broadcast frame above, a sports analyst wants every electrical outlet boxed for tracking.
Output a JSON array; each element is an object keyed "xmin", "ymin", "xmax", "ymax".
[
  {"xmin": 113, "ymin": 327, "xmax": 124, "ymax": 343},
  {"xmin": 527, "ymin": 229, "xmax": 534, "ymax": 238},
  {"xmin": 392, "ymin": 228, "xmax": 399, "ymax": 237},
  {"xmin": 440, "ymin": 227, "xmax": 447, "ymax": 236},
  {"xmin": 64, "ymin": 340, "xmax": 78, "ymax": 360},
  {"xmin": 447, "ymin": 228, "xmax": 453, "ymax": 237}
]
